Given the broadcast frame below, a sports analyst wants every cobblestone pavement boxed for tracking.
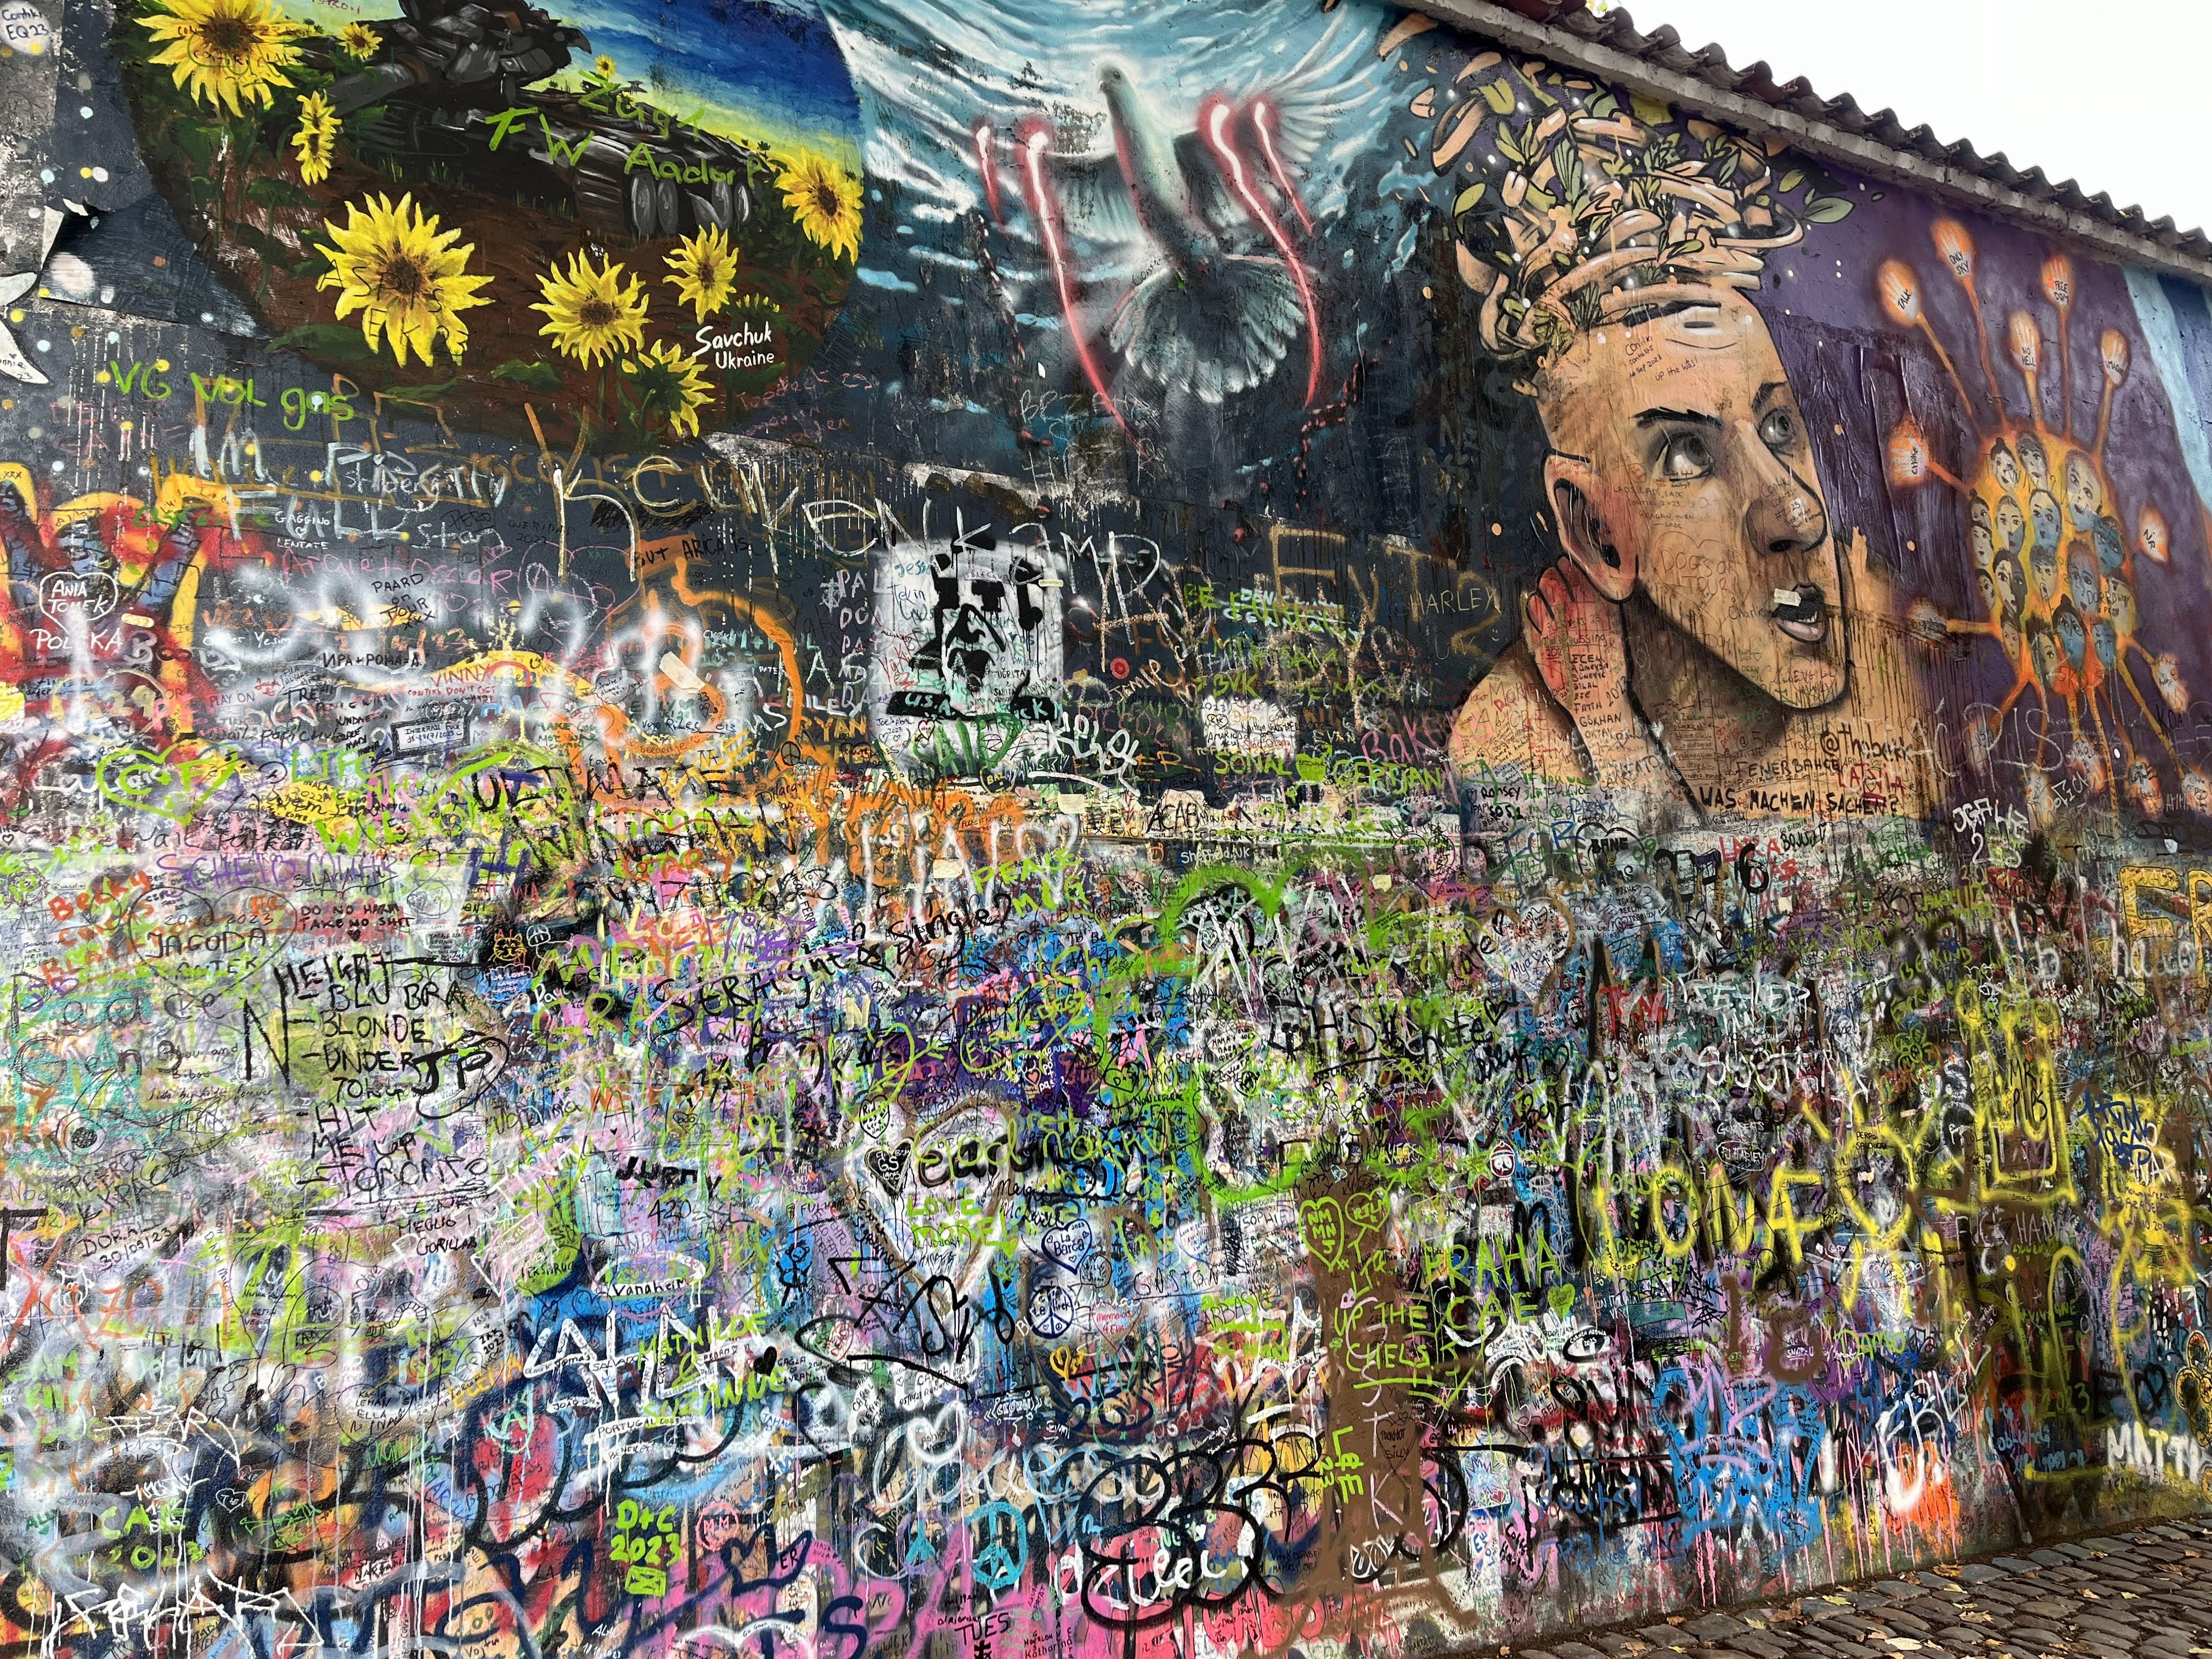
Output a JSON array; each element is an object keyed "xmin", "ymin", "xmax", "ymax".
[{"xmin": 1499, "ymin": 1519, "xmax": 2212, "ymax": 1659}]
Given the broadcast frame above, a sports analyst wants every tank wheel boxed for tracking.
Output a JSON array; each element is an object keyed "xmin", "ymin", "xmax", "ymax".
[
  {"xmin": 710, "ymin": 177, "xmax": 743, "ymax": 227},
  {"xmin": 627, "ymin": 172, "xmax": 659, "ymax": 238},
  {"xmin": 656, "ymin": 177, "xmax": 684, "ymax": 237}
]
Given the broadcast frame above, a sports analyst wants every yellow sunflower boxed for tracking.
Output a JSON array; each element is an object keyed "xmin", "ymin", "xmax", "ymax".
[
  {"xmin": 775, "ymin": 151, "xmax": 862, "ymax": 262},
  {"xmin": 533, "ymin": 251, "xmax": 649, "ymax": 367},
  {"xmin": 622, "ymin": 339, "xmax": 715, "ymax": 439},
  {"xmin": 290, "ymin": 89, "xmax": 338, "ymax": 184},
  {"xmin": 663, "ymin": 225, "xmax": 738, "ymax": 322},
  {"xmin": 313, "ymin": 193, "xmax": 492, "ymax": 366},
  {"xmin": 138, "ymin": 0, "xmax": 306, "ymax": 117},
  {"xmin": 592, "ymin": 53, "xmax": 616, "ymax": 78},
  {"xmin": 337, "ymin": 19, "xmax": 380, "ymax": 57}
]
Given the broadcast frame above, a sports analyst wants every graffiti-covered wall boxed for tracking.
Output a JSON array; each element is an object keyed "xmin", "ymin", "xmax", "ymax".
[{"xmin": 0, "ymin": 0, "xmax": 2209, "ymax": 1652}]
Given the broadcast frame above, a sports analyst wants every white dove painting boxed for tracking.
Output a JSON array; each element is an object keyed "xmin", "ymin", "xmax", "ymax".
[{"xmin": 820, "ymin": 0, "xmax": 1397, "ymax": 427}]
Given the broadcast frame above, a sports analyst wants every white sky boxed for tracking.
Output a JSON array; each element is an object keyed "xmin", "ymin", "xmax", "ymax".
[{"xmin": 1602, "ymin": 0, "xmax": 2212, "ymax": 238}]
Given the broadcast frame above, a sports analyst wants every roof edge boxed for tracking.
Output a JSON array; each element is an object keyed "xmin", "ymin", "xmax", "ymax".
[{"xmin": 1406, "ymin": 0, "xmax": 2212, "ymax": 289}]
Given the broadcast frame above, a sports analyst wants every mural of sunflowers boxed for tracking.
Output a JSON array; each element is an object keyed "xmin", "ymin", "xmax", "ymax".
[
  {"xmin": 287, "ymin": 89, "xmax": 337, "ymax": 183},
  {"xmin": 114, "ymin": 0, "xmax": 865, "ymax": 445},
  {"xmin": 314, "ymin": 192, "xmax": 490, "ymax": 365},
  {"xmin": 138, "ymin": 0, "xmax": 306, "ymax": 116},
  {"xmin": 776, "ymin": 151, "xmax": 863, "ymax": 263}
]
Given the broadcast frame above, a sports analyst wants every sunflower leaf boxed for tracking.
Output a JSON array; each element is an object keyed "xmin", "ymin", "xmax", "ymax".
[
  {"xmin": 489, "ymin": 359, "xmax": 565, "ymax": 392},
  {"xmin": 246, "ymin": 176, "xmax": 317, "ymax": 210},
  {"xmin": 230, "ymin": 223, "xmax": 290, "ymax": 262},
  {"xmin": 269, "ymin": 322, "xmax": 379, "ymax": 363},
  {"xmin": 172, "ymin": 123, "xmax": 222, "ymax": 169}
]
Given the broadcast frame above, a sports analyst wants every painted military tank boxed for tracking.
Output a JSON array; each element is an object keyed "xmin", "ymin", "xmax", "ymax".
[{"xmin": 311, "ymin": 0, "xmax": 768, "ymax": 240}]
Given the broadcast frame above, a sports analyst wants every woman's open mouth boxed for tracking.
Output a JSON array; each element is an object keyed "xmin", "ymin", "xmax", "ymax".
[{"xmin": 1770, "ymin": 584, "xmax": 1828, "ymax": 643}]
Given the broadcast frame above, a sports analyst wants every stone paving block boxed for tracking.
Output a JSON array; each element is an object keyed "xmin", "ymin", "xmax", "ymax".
[
  {"xmin": 2148, "ymin": 1606, "xmax": 2211, "ymax": 1627},
  {"xmin": 1531, "ymin": 1526, "xmax": 2212, "ymax": 1659},
  {"xmin": 2075, "ymin": 1617, "xmax": 2138, "ymax": 1641},
  {"xmin": 1682, "ymin": 1617, "xmax": 1747, "ymax": 1644}
]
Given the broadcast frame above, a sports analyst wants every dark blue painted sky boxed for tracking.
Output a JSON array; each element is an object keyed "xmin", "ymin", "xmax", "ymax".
[{"xmin": 561, "ymin": 0, "xmax": 860, "ymax": 162}]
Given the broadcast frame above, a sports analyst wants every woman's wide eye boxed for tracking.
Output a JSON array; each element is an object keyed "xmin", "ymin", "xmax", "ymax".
[
  {"xmin": 1660, "ymin": 433, "xmax": 1713, "ymax": 480},
  {"xmin": 1759, "ymin": 408, "xmax": 1797, "ymax": 450}
]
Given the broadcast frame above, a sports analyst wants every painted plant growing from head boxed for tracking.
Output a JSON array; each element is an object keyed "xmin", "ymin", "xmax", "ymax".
[
  {"xmin": 1880, "ymin": 225, "xmax": 2202, "ymax": 822},
  {"xmin": 1391, "ymin": 20, "xmax": 1831, "ymax": 379}
]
